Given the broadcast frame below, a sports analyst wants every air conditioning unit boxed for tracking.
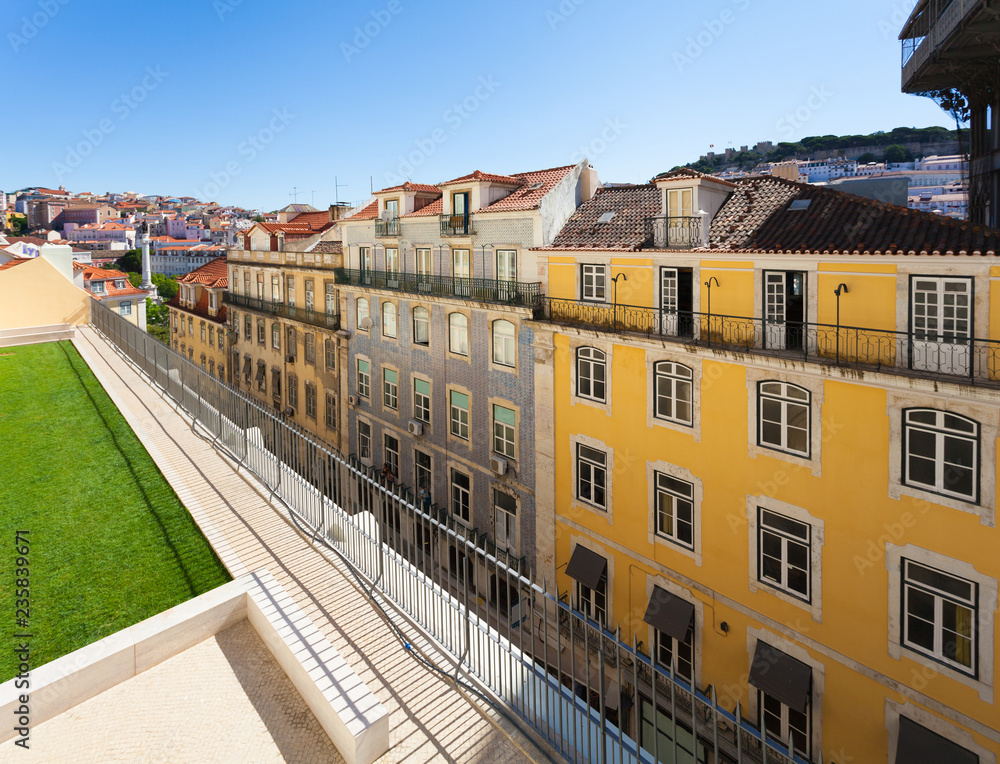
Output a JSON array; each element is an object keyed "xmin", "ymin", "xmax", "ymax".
[
  {"xmin": 407, "ymin": 420, "xmax": 423, "ymax": 436},
  {"xmin": 490, "ymin": 457, "xmax": 507, "ymax": 476},
  {"xmin": 285, "ymin": 354, "xmax": 296, "ymax": 363},
  {"xmin": 283, "ymin": 406, "xmax": 295, "ymax": 417},
  {"xmin": 348, "ymin": 395, "xmax": 358, "ymax": 407}
]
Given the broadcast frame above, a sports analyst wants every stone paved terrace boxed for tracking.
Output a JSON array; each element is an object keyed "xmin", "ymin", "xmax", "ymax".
[
  {"xmin": 13, "ymin": 327, "xmax": 542, "ymax": 764},
  {"xmin": 1, "ymin": 621, "xmax": 345, "ymax": 763}
]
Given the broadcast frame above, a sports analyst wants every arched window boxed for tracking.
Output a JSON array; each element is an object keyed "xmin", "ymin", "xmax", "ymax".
[
  {"xmin": 382, "ymin": 302, "xmax": 397, "ymax": 338},
  {"xmin": 356, "ymin": 297, "xmax": 370, "ymax": 330},
  {"xmin": 904, "ymin": 409, "xmax": 979, "ymax": 501},
  {"xmin": 758, "ymin": 382, "xmax": 810, "ymax": 456},
  {"xmin": 493, "ymin": 320, "xmax": 516, "ymax": 367},
  {"xmin": 413, "ymin": 307, "xmax": 429, "ymax": 346},
  {"xmin": 653, "ymin": 361, "xmax": 694, "ymax": 425},
  {"xmin": 449, "ymin": 313, "xmax": 469, "ymax": 356},
  {"xmin": 576, "ymin": 347, "xmax": 607, "ymax": 403}
]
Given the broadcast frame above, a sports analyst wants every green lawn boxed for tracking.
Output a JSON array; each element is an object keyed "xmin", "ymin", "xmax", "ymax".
[{"xmin": 0, "ymin": 342, "xmax": 231, "ymax": 681}]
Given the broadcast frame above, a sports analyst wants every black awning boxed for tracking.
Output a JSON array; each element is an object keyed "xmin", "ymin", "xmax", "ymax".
[
  {"xmin": 748, "ymin": 641, "xmax": 811, "ymax": 714},
  {"xmin": 895, "ymin": 716, "xmax": 979, "ymax": 764},
  {"xmin": 565, "ymin": 545, "xmax": 607, "ymax": 591},
  {"xmin": 242, "ymin": 357, "xmax": 252, "ymax": 376},
  {"xmin": 254, "ymin": 362, "xmax": 266, "ymax": 382},
  {"xmin": 643, "ymin": 587, "xmax": 695, "ymax": 643}
]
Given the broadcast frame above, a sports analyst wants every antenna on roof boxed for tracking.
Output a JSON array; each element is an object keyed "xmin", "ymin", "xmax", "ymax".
[
  {"xmin": 334, "ymin": 177, "xmax": 348, "ymax": 206},
  {"xmin": 289, "ymin": 187, "xmax": 301, "ymax": 203},
  {"xmin": 311, "ymin": 190, "xmax": 321, "ymax": 206}
]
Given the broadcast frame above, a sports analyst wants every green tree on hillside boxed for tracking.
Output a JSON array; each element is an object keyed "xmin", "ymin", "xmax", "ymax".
[{"xmin": 884, "ymin": 145, "xmax": 914, "ymax": 164}]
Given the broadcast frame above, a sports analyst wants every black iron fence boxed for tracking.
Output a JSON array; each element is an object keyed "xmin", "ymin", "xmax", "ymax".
[
  {"xmin": 89, "ymin": 297, "xmax": 812, "ymax": 764},
  {"xmin": 644, "ymin": 216, "xmax": 703, "ymax": 249},
  {"xmin": 226, "ymin": 292, "xmax": 341, "ymax": 331},
  {"xmin": 537, "ymin": 297, "xmax": 1000, "ymax": 386},
  {"xmin": 440, "ymin": 213, "xmax": 473, "ymax": 237},
  {"xmin": 375, "ymin": 218, "xmax": 400, "ymax": 237},
  {"xmin": 337, "ymin": 268, "xmax": 542, "ymax": 308}
]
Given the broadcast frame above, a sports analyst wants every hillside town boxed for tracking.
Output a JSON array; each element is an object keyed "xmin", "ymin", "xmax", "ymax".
[{"xmin": 2, "ymin": 1, "xmax": 1000, "ymax": 763}]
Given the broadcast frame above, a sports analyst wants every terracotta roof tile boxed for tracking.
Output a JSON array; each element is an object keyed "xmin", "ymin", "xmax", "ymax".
[
  {"xmin": 479, "ymin": 164, "xmax": 577, "ymax": 214},
  {"xmin": 403, "ymin": 198, "xmax": 443, "ymax": 218},
  {"xmin": 441, "ymin": 170, "xmax": 521, "ymax": 186},
  {"xmin": 707, "ymin": 175, "xmax": 1000, "ymax": 255},
  {"xmin": 545, "ymin": 185, "xmax": 661, "ymax": 250},
  {"xmin": 348, "ymin": 200, "xmax": 379, "ymax": 220},
  {"xmin": 377, "ymin": 182, "xmax": 441, "ymax": 194},
  {"xmin": 654, "ymin": 167, "xmax": 738, "ymax": 188},
  {"xmin": 308, "ymin": 241, "xmax": 344, "ymax": 254},
  {"xmin": 0, "ymin": 259, "xmax": 29, "ymax": 272},
  {"xmin": 177, "ymin": 255, "xmax": 228, "ymax": 288}
]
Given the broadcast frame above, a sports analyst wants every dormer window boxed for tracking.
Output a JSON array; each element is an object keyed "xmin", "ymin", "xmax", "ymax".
[
  {"xmin": 91, "ymin": 281, "xmax": 105, "ymax": 294},
  {"xmin": 385, "ymin": 199, "xmax": 398, "ymax": 219},
  {"xmin": 668, "ymin": 189, "xmax": 693, "ymax": 218},
  {"xmin": 115, "ymin": 279, "xmax": 126, "ymax": 289},
  {"xmin": 453, "ymin": 192, "xmax": 469, "ymax": 216}
]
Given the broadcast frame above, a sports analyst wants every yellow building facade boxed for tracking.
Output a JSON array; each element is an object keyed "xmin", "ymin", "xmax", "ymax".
[
  {"xmin": 533, "ymin": 172, "xmax": 1000, "ymax": 762},
  {"xmin": 167, "ymin": 256, "xmax": 230, "ymax": 382}
]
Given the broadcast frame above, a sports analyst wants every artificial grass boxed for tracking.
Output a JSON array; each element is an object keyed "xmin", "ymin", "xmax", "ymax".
[{"xmin": 0, "ymin": 341, "xmax": 231, "ymax": 681}]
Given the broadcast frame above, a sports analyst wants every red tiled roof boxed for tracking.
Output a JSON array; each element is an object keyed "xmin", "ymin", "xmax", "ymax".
[
  {"xmin": 653, "ymin": 167, "xmax": 738, "ymax": 188},
  {"xmin": 403, "ymin": 198, "xmax": 443, "ymax": 218},
  {"xmin": 0, "ymin": 259, "xmax": 29, "ymax": 272},
  {"xmin": 73, "ymin": 262, "xmax": 151, "ymax": 300},
  {"xmin": 377, "ymin": 182, "xmax": 441, "ymax": 194},
  {"xmin": 441, "ymin": 170, "xmax": 522, "ymax": 186},
  {"xmin": 479, "ymin": 164, "xmax": 578, "ymax": 214},
  {"xmin": 545, "ymin": 185, "xmax": 661, "ymax": 251},
  {"xmin": 347, "ymin": 200, "xmax": 379, "ymax": 220},
  {"xmin": 177, "ymin": 255, "xmax": 228, "ymax": 288},
  {"xmin": 286, "ymin": 210, "xmax": 336, "ymax": 230},
  {"xmin": 167, "ymin": 292, "xmax": 227, "ymax": 324},
  {"xmin": 707, "ymin": 175, "xmax": 1000, "ymax": 255},
  {"xmin": 4, "ymin": 236, "xmax": 48, "ymax": 247}
]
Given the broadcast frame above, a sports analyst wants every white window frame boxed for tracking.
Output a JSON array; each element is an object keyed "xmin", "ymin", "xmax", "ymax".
[
  {"xmin": 576, "ymin": 574, "xmax": 608, "ymax": 628},
  {"xmin": 903, "ymin": 408, "xmax": 979, "ymax": 503},
  {"xmin": 757, "ymin": 508, "xmax": 812, "ymax": 602},
  {"xmin": 901, "ymin": 557, "xmax": 980, "ymax": 676},
  {"xmin": 492, "ymin": 404, "xmax": 517, "ymax": 460},
  {"xmin": 654, "ymin": 471, "xmax": 695, "ymax": 551},
  {"xmin": 357, "ymin": 358, "xmax": 370, "ymax": 399},
  {"xmin": 119, "ymin": 300, "xmax": 132, "ymax": 316},
  {"xmin": 653, "ymin": 361, "xmax": 694, "ymax": 427},
  {"xmin": 758, "ymin": 381, "xmax": 811, "ymax": 457},
  {"xmin": 576, "ymin": 347, "xmax": 607, "ymax": 403},
  {"xmin": 449, "ymin": 389, "xmax": 470, "ymax": 440},
  {"xmin": 576, "ymin": 442, "xmax": 608, "ymax": 511},
  {"xmin": 492, "ymin": 489, "xmax": 518, "ymax": 554},
  {"xmin": 412, "ymin": 306, "xmax": 430, "ymax": 347},
  {"xmin": 747, "ymin": 495, "xmax": 824, "ymax": 621},
  {"xmin": 382, "ymin": 367, "xmax": 398, "ymax": 410},
  {"xmin": 450, "ymin": 468, "xmax": 471, "ymax": 524},
  {"xmin": 413, "ymin": 377, "xmax": 431, "ymax": 423},
  {"xmin": 358, "ymin": 420, "xmax": 372, "ymax": 462},
  {"xmin": 581, "ymin": 263, "xmax": 607, "ymax": 301},
  {"xmin": 492, "ymin": 319, "xmax": 516, "ymax": 368},
  {"xmin": 382, "ymin": 301, "xmax": 397, "ymax": 339},
  {"xmin": 356, "ymin": 297, "xmax": 370, "ymax": 330},
  {"xmin": 760, "ymin": 689, "xmax": 811, "ymax": 760},
  {"xmin": 449, "ymin": 312, "xmax": 469, "ymax": 356}
]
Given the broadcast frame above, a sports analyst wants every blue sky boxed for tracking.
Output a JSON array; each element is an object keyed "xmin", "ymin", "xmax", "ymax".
[{"xmin": 4, "ymin": 0, "xmax": 948, "ymax": 211}]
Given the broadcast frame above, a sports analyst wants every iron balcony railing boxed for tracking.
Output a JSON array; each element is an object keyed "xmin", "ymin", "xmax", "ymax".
[
  {"xmin": 374, "ymin": 217, "xmax": 400, "ymax": 237},
  {"xmin": 440, "ymin": 213, "xmax": 473, "ymax": 237},
  {"xmin": 537, "ymin": 297, "xmax": 1000, "ymax": 387},
  {"xmin": 225, "ymin": 292, "xmax": 341, "ymax": 331},
  {"xmin": 901, "ymin": 0, "xmax": 980, "ymax": 86},
  {"xmin": 644, "ymin": 216, "xmax": 703, "ymax": 249},
  {"xmin": 89, "ymin": 296, "xmax": 816, "ymax": 764},
  {"xmin": 336, "ymin": 268, "xmax": 541, "ymax": 307}
]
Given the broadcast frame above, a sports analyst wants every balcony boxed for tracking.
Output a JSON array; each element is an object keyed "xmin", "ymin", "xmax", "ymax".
[
  {"xmin": 440, "ymin": 214, "xmax": 473, "ymax": 237},
  {"xmin": 225, "ymin": 292, "xmax": 340, "ymax": 331},
  {"xmin": 538, "ymin": 297, "xmax": 1000, "ymax": 387},
  {"xmin": 900, "ymin": 0, "xmax": 999, "ymax": 92},
  {"xmin": 374, "ymin": 217, "xmax": 399, "ymax": 238},
  {"xmin": 336, "ymin": 268, "xmax": 542, "ymax": 308},
  {"xmin": 645, "ymin": 216, "xmax": 703, "ymax": 249}
]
